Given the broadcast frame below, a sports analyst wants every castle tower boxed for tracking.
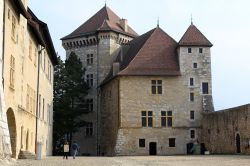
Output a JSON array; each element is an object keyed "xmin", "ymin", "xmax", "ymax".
[
  {"xmin": 178, "ymin": 23, "xmax": 214, "ymax": 113},
  {"xmin": 61, "ymin": 5, "xmax": 137, "ymax": 155}
]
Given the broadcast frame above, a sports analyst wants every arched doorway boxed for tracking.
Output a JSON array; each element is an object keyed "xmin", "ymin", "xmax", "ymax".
[
  {"xmin": 7, "ymin": 108, "xmax": 17, "ymax": 158},
  {"xmin": 236, "ymin": 134, "xmax": 241, "ymax": 153}
]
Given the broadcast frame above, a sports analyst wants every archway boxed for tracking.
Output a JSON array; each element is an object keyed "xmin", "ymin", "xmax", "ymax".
[
  {"xmin": 236, "ymin": 134, "xmax": 241, "ymax": 153},
  {"xmin": 7, "ymin": 108, "xmax": 17, "ymax": 158}
]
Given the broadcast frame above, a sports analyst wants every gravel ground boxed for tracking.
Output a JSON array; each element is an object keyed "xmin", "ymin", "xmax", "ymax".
[{"xmin": 3, "ymin": 155, "xmax": 250, "ymax": 166}]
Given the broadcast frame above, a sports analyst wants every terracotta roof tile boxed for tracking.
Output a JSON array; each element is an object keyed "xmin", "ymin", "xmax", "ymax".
[
  {"xmin": 118, "ymin": 27, "xmax": 180, "ymax": 76},
  {"xmin": 179, "ymin": 24, "xmax": 213, "ymax": 47},
  {"xmin": 61, "ymin": 6, "xmax": 137, "ymax": 40}
]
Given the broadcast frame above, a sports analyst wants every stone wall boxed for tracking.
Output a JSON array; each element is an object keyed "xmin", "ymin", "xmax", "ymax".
[
  {"xmin": 63, "ymin": 32, "xmax": 132, "ymax": 155},
  {"xmin": 201, "ymin": 104, "xmax": 250, "ymax": 154}
]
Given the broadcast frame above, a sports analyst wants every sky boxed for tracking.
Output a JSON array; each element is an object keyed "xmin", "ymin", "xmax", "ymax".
[{"xmin": 29, "ymin": 0, "xmax": 250, "ymax": 111}]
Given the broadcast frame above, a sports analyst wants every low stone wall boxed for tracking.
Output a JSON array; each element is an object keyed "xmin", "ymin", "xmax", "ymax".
[{"xmin": 201, "ymin": 104, "xmax": 250, "ymax": 154}]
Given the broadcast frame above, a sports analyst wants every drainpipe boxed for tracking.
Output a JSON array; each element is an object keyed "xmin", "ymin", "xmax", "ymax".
[{"xmin": 35, "ymin": 46, "xmax": 44, "ymax": 155}]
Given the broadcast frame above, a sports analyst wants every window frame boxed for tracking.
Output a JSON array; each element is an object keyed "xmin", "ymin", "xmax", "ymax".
[
  {"xmin": 190, "ymin": 110, "xmax": 195, "ymax": 120},
  {"xmin": 202, "ymin": 82, "xmax": 209, "ymax": 94},
  {"xmin": 169, "ymin": 138, "xmax": 176, "ymax": 147},
  {"xmin": 199, "ymin": 48, "xmax": 203, "ymax": 53},
  {"xmin": 190, "ymin": 92, "xmax": 194, "ymax": 102},
  {"xmin": 139, "ymin": 139, "xmax": 145, "ymax": 148},
  {"xmin": 151, "ymin": 80, "xmax": 162, "ymax": 94},
  {"xmin": 85, "ymin": 122, "xmax": 93, "ymax": 136},
  {"xmin": 188, "ymin": 47, "xmax": 192, "ymax": 53}
]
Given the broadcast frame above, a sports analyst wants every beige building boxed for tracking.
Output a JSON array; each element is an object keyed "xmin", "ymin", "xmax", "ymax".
[
  {"xmin": 100, "ymin": 25, "xmax": 214, "ymax": 155},
  {"xmin": 2, "ymin": 0, "xmax": 57, "ymax": 159}
]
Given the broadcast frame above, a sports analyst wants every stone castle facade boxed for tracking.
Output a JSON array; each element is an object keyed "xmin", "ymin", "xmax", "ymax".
[
  {"xmin": 0, "ymin": 0, "xmax": 57, "ymax": 159},
  {"xmin": 62, "ymin": 5, "xmax": 214, "ymax": 155}
]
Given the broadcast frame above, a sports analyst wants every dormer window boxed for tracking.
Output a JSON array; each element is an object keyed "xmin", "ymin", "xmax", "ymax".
[{"xmin": 188, "ymin": 48, "xmax": 192, "ymax": 53}]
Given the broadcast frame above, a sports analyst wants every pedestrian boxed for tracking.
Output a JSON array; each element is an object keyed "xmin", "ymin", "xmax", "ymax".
[
  {"xmin": 72, "ymin": 141, "xmax": 79, "ymax": 159},
  {"xmin": 63, "ymin": 141, "xmax": 69, "ymax": 159}
]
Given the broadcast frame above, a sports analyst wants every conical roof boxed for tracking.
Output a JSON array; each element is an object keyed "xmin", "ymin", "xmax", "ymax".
[
  {"xmin": 179, "ymin": 24, "xmax": 212, "ymax": 47},
  {"xmin": 61, "ymin": 6, "xmax": 137, "ymax": 40}
]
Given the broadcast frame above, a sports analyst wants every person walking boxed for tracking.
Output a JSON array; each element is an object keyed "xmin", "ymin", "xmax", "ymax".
[
  {"xmin": 63, "ymin": 141, "xmax": 69, "ymax": 159},
  {"xmin": 72, "ymin": 141, "xmax": 79, "ymax": 159}
]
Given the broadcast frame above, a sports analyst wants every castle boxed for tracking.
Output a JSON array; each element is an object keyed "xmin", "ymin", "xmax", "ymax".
[{"xmin": 62, "ymin": 5, "xmax": 214, "ymax": 155}]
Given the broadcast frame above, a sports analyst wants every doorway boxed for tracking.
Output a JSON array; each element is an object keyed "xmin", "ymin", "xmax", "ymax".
[
  {"xmin": 236, "ymin": 134, "xmax": 241, "ymax": 153},
  {"xmin": 7, "ymin": 108, "xmax": 17, "ymax": 158},
  {"xmin": 149, "ymin": 142, "xmax": 157, "ymax": 155}
]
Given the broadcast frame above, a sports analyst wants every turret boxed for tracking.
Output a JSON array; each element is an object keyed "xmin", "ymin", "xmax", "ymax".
[{"xmin": 178, "ymin": 23, "xmax": 214, "ymax": 112}]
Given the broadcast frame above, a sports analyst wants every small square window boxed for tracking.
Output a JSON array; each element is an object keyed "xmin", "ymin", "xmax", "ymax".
[
  {"xmin": 188, "ymin": 48, "xmax": 192, "ymax": 53},
  {"xmin": 139, "ymin": 139, "xmax": 145, "ymax": 147},
  {"xmin": 199, "ymin": 48, "xmax": 203, "ymax": 53},
  {"xmin": 193, "ymin": 63, "xmax": 198, "ymax": 69},
  {"xmin": 169, "ymin": 138, "xmax": 176, "ymax": 147}
]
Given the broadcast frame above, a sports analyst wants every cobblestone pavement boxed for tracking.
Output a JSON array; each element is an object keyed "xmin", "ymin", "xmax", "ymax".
[{"xmin": 5, "ymin": 155, "xmax": 250, "ymax": 166}]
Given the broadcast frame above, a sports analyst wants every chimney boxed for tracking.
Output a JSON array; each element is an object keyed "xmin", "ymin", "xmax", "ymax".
[
  {"xmin": 112, "ymin": 62, "xmax": 120, "ymax": 76},
  {"xmin": 120, "ymin": 19, "xmax": 128, "ymax": 32}
]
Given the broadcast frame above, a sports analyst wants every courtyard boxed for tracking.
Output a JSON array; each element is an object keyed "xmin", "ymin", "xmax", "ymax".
[{"xmin": 5, "ymin": 155, "xmax": 250, "ymax": 166}]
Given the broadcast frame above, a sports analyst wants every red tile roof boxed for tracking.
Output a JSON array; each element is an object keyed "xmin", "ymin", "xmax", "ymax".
[
  {"xmin": 61, "ymin": 6, "xmax": 138, "ymax": 40},
  {"xmin": 118, "ymin": 27, "xmax": 180, "ymax": 76},
  {"xmin": 179, "ymin": 24, "xmax": 213, "ymax": 47}
]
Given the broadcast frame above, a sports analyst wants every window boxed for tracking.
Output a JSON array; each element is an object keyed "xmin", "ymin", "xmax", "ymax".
[
  {"xmin": 202, "ymin": 82, "xmax": 209, "ymax": 94},
  {"xmin": 151, "ymin": 80, "xmax": 162, "ymax": 94},
  {"xmin": 86, "ymin": 99, "xmax": 93, "ymax": 112},
  {"xmin": 167, "ymin": 111, "xmax": 173, "ymax": 127},
  {"xmin": 8, "ymin": 9, "xmax": 10, "ymax": 19},
  {"xmin": 139, "ymin": 139, "xmax": 145, "ymax": 147},
  {"xmin": 87, "ymin": 54, "xmax": 93, "ymax": 65},
  {"xmin": 42, "ymin": 98, "xmax": 45, "ymax": 120},
  {"xmin": 190, "ymin": 92, "xmax": 194, "ymax": 102},
  {"xmin": 87, "ymin": 74, "xmax": 93, "ymax": 87},
  {"xmin": 161, "ymin": 111, "xmax": 166, "ymax": 127},
  {"xmin": 188, "ymin": 48, "xmax": 192, "ymax": 53},
  {"xmin": 86, "ymin": 123, "xmax": 93, "ymax": 136},
  {"xmin": 26, "ymin": 85, "xmax": 30, "ymax": 112},
  {"xmin": 193, "ymin": 63, "xmax": 198, "ymax": 69},
  {"xmin": 10, "ymin": 55, "xmax": 15, "ymax": 88},
  {"xmin": 169, "ymin": 138, "xmax": 176, "ymax": 147},
  {"xmin": 11, "ymin": 15, "xmax": 16, "ymax": 40},
  {"xmin": 190, "ymin": 78, "xmax": 194, "ymax": 86},
  {"xmin": 190, "ymin": 111, "xmax": 195, "ymax": 120},
  {"xmin": 190, "ymin": 130, "xmax": 195, "ymax": 139},
  {"xmin": 29, "ymin": 39, "xmax": 33, "ymax": 60},
  {"xmin": 141, "ymin": 111, "xmax": 153, "ymax": 127},
  {"xmin": 34, "ymin": 48, "xmax": 37, "ymax": 66},
  {"xmin": 43, "ymin": 52, "xmax": 46, "ymax": 71},
  {"xmin": 199, "ymin": 48, "xmax": 203, "ymax": 53}
]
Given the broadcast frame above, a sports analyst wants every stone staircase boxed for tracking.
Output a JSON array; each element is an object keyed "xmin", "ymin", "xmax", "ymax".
[{"xmin": 18, "ymin": 150, "xmax": 36, "ymax": 159}]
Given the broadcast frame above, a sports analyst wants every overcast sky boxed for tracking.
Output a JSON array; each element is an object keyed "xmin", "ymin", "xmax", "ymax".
[{"xmin": 29, "ymin": 0, "xmax": 250, "ymax": 111}]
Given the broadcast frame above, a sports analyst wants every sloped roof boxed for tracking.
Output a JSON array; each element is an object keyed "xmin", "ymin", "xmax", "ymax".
[
  {"xmin": 27, "ymin": 8, "xmax": 58, "ymax": 66},
  {"xmin": 118, "ymin": 27, "xmax": 180, "ymax": 76},
  {"xmin": 10, "ymin": 0, "xmax": 29, "ymax": 18},
  {"xmin": 61, "ymin": 6, "xmax": 138, "ymax": 40},
  {"xmin": 179, "ymin": 24, "xmax": 213, "ymax": 47}
]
